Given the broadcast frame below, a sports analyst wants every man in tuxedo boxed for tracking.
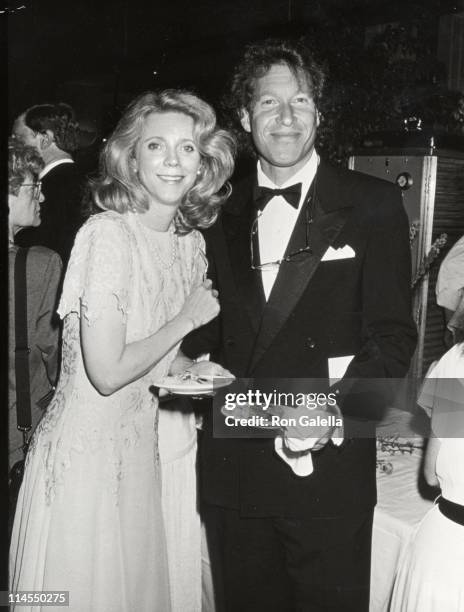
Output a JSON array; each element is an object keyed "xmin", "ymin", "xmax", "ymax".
[
  {"xmin": 13, "ymin": 103, "xmax": 85, "ymax": 267},
  {"xmin": 181, "ymin": 39, "xmax": 417, "ymax": 611}
]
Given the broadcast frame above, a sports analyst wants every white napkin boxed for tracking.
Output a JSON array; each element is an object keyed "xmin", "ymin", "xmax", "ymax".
[
  {"xmin": 321, "ymin": 244, "xmax": 355, "ymax": 261},
  {"xmin": 328, "ymin": 355, "xmax": 354, "ymax": 383},
  {"xmin": 274, "ymin": 429, "xmax": 344, "ymax": 477}
]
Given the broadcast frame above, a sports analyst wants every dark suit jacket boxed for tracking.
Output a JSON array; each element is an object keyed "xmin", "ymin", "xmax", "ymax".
[
  {"xmin": 183, "ymin": 159, "xmax": 417, "ymax": 518},
  {"xmin": 16, "ymin": 161, "xmax": 85, "ymax": 266}
]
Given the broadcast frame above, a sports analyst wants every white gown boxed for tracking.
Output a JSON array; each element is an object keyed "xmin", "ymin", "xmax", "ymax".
[
  {"xmin": 159, "ymin": 407, "xmax": 202, "ymax": 612},
  {"xmin": 390, "ymin": 343, "xmax": 464, "ymax": 612},
  {"xmin": 10, "ymin": 211, "xmax": 206, "ymax": 612}
]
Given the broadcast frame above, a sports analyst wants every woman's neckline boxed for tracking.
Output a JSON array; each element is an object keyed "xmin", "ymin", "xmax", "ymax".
[{"xmin": 131, "ymin": 211, "xmax": 175, "ymax": 234}]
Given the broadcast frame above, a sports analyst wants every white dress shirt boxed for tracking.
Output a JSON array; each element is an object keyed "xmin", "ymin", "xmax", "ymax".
[{"xmin": 257, "ymin": 150, "xmax": 319, "ymax": 300}]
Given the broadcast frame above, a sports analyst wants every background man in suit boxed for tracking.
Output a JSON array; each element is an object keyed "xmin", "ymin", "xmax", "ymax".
[
  {"xmin": 13, "ymin": 103, "xmax": 85, "ymax": 267},
  {"xmin": 179, "ymin": 39, "xmax": 417, "ymax": 611}
]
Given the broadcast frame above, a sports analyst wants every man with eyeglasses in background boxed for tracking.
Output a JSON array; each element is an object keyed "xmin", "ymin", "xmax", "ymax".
[{"xmin": 179, "ymin": 38, "xmax": 417, "ymax": 611}]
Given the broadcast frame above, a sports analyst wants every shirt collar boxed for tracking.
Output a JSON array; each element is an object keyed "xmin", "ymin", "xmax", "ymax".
[
  {"xmin": 39, "ymin": 157, "xmax": 74, "ymax": 179},
  {"xmin": 256, "ymin": 149, "xmax": 319, "ymax": 210}
]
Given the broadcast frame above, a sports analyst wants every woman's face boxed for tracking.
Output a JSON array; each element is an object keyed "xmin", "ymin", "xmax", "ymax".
[
  {"xmin": 9, "ymin": 172, "xmax": 44, "ymax": 234},
  {"xmin": 134, "ymin": 111, "xmax": 201, "ymax": 209}
]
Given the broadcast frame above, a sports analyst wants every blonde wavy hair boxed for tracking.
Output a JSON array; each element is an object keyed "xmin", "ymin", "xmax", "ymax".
[{"xmin": 92, "ymin": 90, "xmax": 236, "ymax": 233}]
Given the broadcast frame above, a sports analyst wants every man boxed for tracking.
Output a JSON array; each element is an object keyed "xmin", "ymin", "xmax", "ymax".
[
  {"xmin": 13, "ymin": 103, "xmax": 85, "ymax": 266},
  {"xmin": 181, "ymin": 39, "xmax": 417, "ymax": 611}
]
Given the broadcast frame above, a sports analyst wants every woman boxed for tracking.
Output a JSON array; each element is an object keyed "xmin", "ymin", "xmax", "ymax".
[
  {"xmin": 10, "ymin": 90, "xmax": 235, "ymax": 611},
  {"xmin": 8, "ymin": 137, "xmax": 62, "ymax": 472},
  {"xmin": 390, "ymin": 342, "xmax": 464, "ymax": 611}
]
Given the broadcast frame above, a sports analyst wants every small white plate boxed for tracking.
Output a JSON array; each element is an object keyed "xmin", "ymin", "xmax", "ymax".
[{"xmin": 153, "ymin": 375, "xmax": 234, "ymax": 395}]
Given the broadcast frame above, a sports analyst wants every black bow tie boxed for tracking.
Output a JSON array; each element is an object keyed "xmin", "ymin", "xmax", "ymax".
[{"xmin": 253, "ymin": 183, "xmax": 302, "ymax": 211}]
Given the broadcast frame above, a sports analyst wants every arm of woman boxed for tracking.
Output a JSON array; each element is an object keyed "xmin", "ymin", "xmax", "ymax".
[
  {"xmin": 81, "ymin": 299, "xmax": 196, "ymax": 396},
  {"xmin": 424, "ymin": 435, "xmax": 441, "ymax": 488},
  {"xmin": 63, "ymin": 215, "xmax": 219, "ymax": 396},
  {"xmin": 169, "ymin": 232, "xmax": 230, "ymax": 379},
  {"xmin": 81, "ymin": 279, "xmax": 220, "ymax": 396}
]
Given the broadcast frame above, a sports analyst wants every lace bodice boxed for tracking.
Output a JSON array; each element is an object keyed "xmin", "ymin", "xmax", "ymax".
[{"xmin": 28, "ymin": 210, "xmax": 206, "ymax": 503}]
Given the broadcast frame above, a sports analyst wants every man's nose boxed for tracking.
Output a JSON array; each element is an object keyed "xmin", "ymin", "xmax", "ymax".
[
  {"xmin": 39, "ymin": 191, "xmax": 45, "ymax": 203},
  {"xmin": 278, "ymin": 102, "xmax": 294, "ymax": 126}
]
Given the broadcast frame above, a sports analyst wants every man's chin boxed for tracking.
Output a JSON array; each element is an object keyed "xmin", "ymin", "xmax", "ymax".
[
  {"xmin": 263, "ymin": 147, "xmax": 314, "ymax": 169},
  {"xmin": 268, "ymin": 154, "xmax": 311, "ymax": 169}
]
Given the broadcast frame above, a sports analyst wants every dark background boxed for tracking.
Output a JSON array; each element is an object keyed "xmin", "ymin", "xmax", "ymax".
[
  {"xmin": 6, "ymin": 0, "xmax": 464, "ymax": 150},
  {"xmin": 2, "ymin": 0, "xmax": 464, "ymax": 588}
]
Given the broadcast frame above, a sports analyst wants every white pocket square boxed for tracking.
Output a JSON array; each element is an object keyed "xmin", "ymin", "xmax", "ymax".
[{"xmin": 321, "ymin": 245, "xmax": 355, "ymax": 261}]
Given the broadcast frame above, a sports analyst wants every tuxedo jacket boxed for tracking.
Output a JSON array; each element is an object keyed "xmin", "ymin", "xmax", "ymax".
[
  {"xmin": 183, "ymin": 159, "xmax": 417, "ymax": 518},
  {"xmin": 16, "ymin": 162, "xmax": 85, "ymax": 266}
]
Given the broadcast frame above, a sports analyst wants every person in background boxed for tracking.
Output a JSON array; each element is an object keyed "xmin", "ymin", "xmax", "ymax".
[
  {"xmin": 10, "ymin": 90, "xmax": 234, "ymax": 611},
  {"xmin": 12, "ymin": 103, "xmax": 86, "ymax": 266},
  {"xmin": 391, "ymin": 237, "xmax": 464, "ymax": 611},
  {"xmin": 390, "ymin": 342, "xmax": 464, "ymax": 611},
  {"xmin": 436, "ymin": 234, "xmax": 464, "ymax": 346},
  {"xmin": 8, "ymin": 138, "xmax": 62, "ymax": 522}
]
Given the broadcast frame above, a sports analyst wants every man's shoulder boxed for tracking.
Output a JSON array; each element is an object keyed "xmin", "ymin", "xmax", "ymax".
[
  {"xmin": 201, "ymin": 172, "xmax": 255, "ymax": 240},
  {"xmin": 28, "ymin": 245, "xmax": 61, "ymax": 262},
  {"xmin": 21, "ymin": 247, "xmax": 62, "ymax": 280},
  {"xmin": 318, "ymin": 159, "xmax": 404, "ymax": 226},
  {"xmin": 226, "ymin": 158, "xmax": 399, "ymax": 198},
  {"xmin": 229, "ymin": 172, "xmax": 256, "ymax": 205},
  {"xmin": 319, "ymin": 159, "xmax": 398, "ymax": 196},
  {"xmin": 43, "ymin": 161, "xmax": 85, "ymax": 188}
]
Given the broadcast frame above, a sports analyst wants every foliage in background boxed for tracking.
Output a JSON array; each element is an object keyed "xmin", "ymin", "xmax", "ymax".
[{"xmin": 307, "ymin": 15, "xmax": 464, "ymax": 162}]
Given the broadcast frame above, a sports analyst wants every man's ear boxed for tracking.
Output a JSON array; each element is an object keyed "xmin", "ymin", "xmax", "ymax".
[
  {"xmin": 239, "ymin": 108, "xmax": 251, "ymax": 133},
  {"xmin": 39, "ymin": 130, "xmax": 55, "ymax": 150}
]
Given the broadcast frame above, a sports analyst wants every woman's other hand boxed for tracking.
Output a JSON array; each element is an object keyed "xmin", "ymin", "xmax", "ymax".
[
  {"xmin": 178, "ymin": 280, "xmax": 220, "ymax": 330},
  {"xmin": 183, "ymin": 360, "xmax": 233, "ymax": 380}
]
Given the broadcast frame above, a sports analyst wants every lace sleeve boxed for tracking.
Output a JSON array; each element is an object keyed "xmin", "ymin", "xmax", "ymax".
[{"xmin": 58, "ymin": 213, "xmax": 133, "ymax": 325}]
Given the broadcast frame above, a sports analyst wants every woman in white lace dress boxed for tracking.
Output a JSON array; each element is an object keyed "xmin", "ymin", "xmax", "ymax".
[{"xmin": 10, "ymin": 90, "xmax": 235, "ymax": 612}]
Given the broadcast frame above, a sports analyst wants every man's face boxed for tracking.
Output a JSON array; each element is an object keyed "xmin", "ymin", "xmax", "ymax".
[
  {"xmin": 240, "ymin": 63, "xmax": 319, "ymax": 178},
  {"xmin": 9, "ymin": 172, "xmax": 44, "ymax": 233},
  {"xmin": 12, "ymin": 114, "xmax": 41, "ymax": 150}
]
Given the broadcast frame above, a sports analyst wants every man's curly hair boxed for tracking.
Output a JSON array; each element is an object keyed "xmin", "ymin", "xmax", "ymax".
[
  {"xmin": 222, "ymin": 38, "xmax": 326, "ymax": 155},
  {"xmin": 23, "ymin": 103, "xmax": 80, "ymax": 153}
]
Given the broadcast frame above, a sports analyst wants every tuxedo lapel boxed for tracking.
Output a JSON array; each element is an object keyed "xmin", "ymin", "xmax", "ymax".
[
  {"xmin": 222, "ymin": 178, "xmax": 265, "ymax": 335},
  {"xmin": 249, "ymin": 161, "xmax": 354, "ymax": 373}
]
